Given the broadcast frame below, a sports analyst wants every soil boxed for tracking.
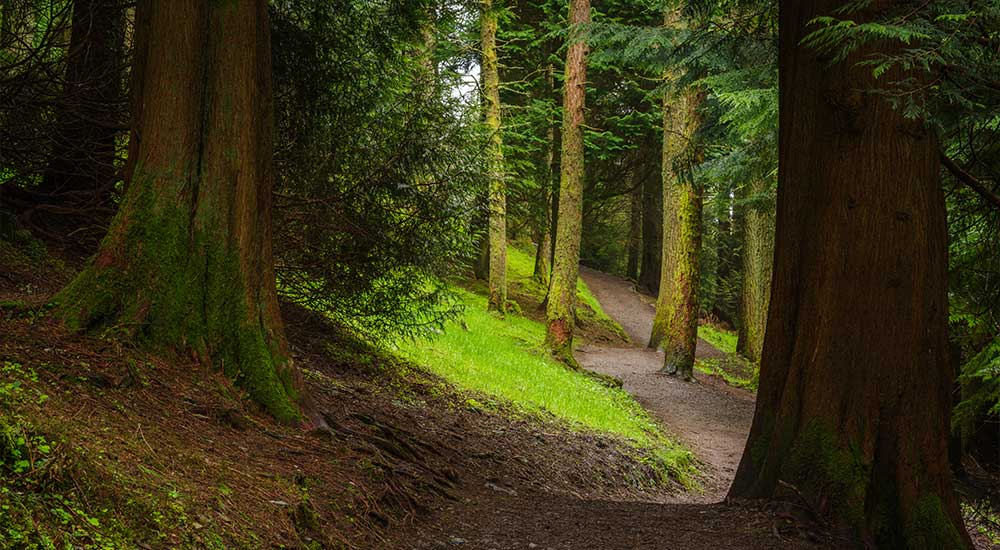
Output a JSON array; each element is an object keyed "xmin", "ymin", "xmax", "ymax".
[{"xmin": 386, "ymin": 268, "xmax": 841, "ymax": 549}]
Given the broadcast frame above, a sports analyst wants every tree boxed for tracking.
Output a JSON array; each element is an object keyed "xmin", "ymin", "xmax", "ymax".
[
  {"xmin": 649, "ymin": 82, "xmax": 704, "ymax": 380},
  {"xmin": 625, "ymin": 174, "xmax": 641, "ymax": 281},
  {"xmin": 637, "ymin": 164, "xmax": 662, "ymax": 293},
  {"xmin": 482, "ymin": 0, "xmax": 507, "ymax": 312},
  {"xmin": 735, "ymin": 178, "xmax": 773, "ymax": 365},
  {"xmin": 728, "ymin": 0, "xmax": 971, "ymax": 546},
  {"xmin": 545, "ymin": 0, "xmax": 589, "ymax": 363},
  {"xmin": 40, "ymin": 0, "xmax": 124, "ymax": 211},
  {"xmin": 54, "ymin": 0, "xmax": 305, "ymax": 423}
]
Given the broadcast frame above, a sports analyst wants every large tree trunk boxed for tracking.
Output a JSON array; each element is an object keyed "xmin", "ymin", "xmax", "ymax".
[
  {"xmin": 40, "ymin": 0, "xmax": 124, "ymax": 210},
  {"xmin": 650, "ymin": 86, "xmax": 704, "ymax": 379},
  {"xmin": 728, "ymin": 1, "xmax": 970, "ymax": 547},
  {"xmin": 545, "ymin": 0, "xmax": 589, "ymax": 364},
  {"xmin": 735, "ymin": 178, "xmax": 774, "ymax": 365},
  {"xmin": 54, "ymin": 0, "xmax": 304, "ymax": 424},
  {"xmin": 482, "ymin": 0, "xmax": 507, "ymax": 312}
]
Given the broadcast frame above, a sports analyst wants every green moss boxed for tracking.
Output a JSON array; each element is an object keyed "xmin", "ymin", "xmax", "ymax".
[
  {"xmin": 901, "ymin": 494, "xmax": 967, "ymax": 549},
  {"xmin": 783, "ymin": 421, "xmax": 869, "ymax": 525},
  {"xmin": 53, "ymin": 170, "xmax": 299, "ymax": 423}
]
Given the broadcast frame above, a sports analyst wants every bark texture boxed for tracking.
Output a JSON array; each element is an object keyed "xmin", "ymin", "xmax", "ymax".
[
  {"xmin": 482, "ymin": 0, "xmax": 507, "ymax": 312},
  {"xmin": 728, "ymin": 1, "xmax": 970, "ymax": 547},
  {"xmin": 545, "ymin": 0, "xmax": 589, "ymax": 364},
  {"xmin": 735, "ymin": 178, "xmax": 774, "ymax": 365},
  {"xmin": 55, "ymin": 0, "xmax": 303, "ymax": 423},
  {"xmin": 649, "ymin": 66, "xmax": 704, "ymax": 373}
]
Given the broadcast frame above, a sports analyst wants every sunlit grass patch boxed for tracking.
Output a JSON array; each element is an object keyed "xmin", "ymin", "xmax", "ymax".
[
  {"xmin": 394, "ymin": 285, "xmax": 695, "ymax": 485},
  {"xmin": 697, "ymin": 324, "xmax": 737, "ymax": 354}
]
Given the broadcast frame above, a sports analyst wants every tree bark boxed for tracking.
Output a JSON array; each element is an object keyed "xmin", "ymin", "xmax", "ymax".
[
  {"xmin": 482, "ymin": 0, "xmax": 507, "ymax": 312},
  {"xmin": 545, "ymin": 0, "xmax": 589, "ymax": 364},
  {"xmin": 735, "ymin": 178, "xmax": 774, "ymax": 365},
  {"xmin": 54, "ymin": 0, "xmax": 305, "ymax": 424},
  {"xmin": 650, "ymin": 85, "xmax": 704, "ymax": 380},
  {"xmin": 40, "ymin": 0, "xmax": 125, "ymax": 207},
  {"xmin": 729, "ymin": 1, "xmax": 971, "ymax": 547},
  {"xmin": 625, "ymin": 172, "xmax": 642, "ymax": 281},
  {"xmin": 534, "ymin": 96, "xmax": 556, "ymax": 285}
]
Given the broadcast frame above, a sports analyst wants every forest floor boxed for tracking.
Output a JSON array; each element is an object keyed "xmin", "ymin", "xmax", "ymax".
[{"xmin": 386, "ymin": 267, "xmax": 842, "ymax": 550}]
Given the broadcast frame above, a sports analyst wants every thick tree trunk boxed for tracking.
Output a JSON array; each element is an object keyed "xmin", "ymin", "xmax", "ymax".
[
  {"xmin": 625, "ymin": 174, "xmax": 642, "ymax": 281},
  {"xmin": 54, "ymin": 0, "xmax": 304, "ymax": 423},
  {"xmin": 545, "ymin": 0, "xmax": 589, "ymax": 364},
  {"xmin": 735, "ymin": 178, "xmax": 774, "ymax": 364},
  {"xmin": 40, "ymin": 0, "xmax": 124, "ymax": 207},
  {"xmin": 482, "ymin": 0, "xmax": 507, "ymax": 312},
  {"xmin": 728, "ymin": 1, "xmax": 970, "ymax": 547}
]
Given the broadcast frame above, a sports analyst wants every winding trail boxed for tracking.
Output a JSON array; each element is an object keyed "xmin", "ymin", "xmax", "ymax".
[
  {"xmin": 392, "ymin": 268, "xmax": 824, "ymax": 549},
  {"xmin": 577, "ymin": 266, "xmax": 754, "ymax": 499}
]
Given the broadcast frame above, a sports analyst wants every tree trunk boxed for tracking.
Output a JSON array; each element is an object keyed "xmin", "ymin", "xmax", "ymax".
[
  {"xmin": 649, "ymin": 85, "xmax": 703, "ymax": 379},
  {"xmin": 735, "ymin": 178, "xmax": 774, "ymax": 364},
  {"xmin": 40, "ymin": 0, "xmax": 124, "ymax": 208},
  {"xmin": 625, "ymin": 173, "xmax": 642, "ymax": 281},
  {"xmin": 54, "ymin": 0, "xmax": 304, "ymax": 424},
  {"xmin": 728, "ymin": 1, "xmax": 970, "ymax": 547},
  {"xmin": 534, "ymin": 106, "xmax": 556, "ymax": 285},
  {"xmin": 482, "ymin": 0, "xmax": 507, "ymax": 312},
  {"xmin": 545, "ymin": 0, "xmax": 589, "ymax": 364},
  {"xmin": 637, "ymin": 161, "xmax": 662, "ymax": 294}
]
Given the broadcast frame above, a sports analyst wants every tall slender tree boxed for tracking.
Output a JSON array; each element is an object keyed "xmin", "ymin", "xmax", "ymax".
[
  {"xmin": 40, "ymin": 0, "xmax": 124, "ymax": 208},
  {"xmin": 729, "ymin": 0, "xmax": 971, "ymax": 546},
  {"xmin": 735, "ymin": 178, "xmax": 774, "ymax": 365},
  {"xmin": 54, "ymin": 0, "xmax": 305, "ymax": 423},
  {"xmin": 649, "ymin": 83, "xmax": 704, "ymax": 380},
  {"xmin": 482, "ymin": 0, "xmax": 507, "ymax": 311},
  {"xmin": 545, "ymin": 0, "xmax": 589, "ymax": 363}
]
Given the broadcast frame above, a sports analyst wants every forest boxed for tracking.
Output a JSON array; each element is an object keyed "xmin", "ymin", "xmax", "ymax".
[{"xmin": 0, "ymin": 0, "xmax": 998, "ymax": 548}]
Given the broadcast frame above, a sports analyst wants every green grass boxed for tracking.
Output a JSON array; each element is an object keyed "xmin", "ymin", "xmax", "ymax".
[
  {"xmin": 697, "ymin": 324, "xmax": 738, "ymax": 354},
  {"xmin": 394, "ymin": 283, "xmax": 694, "ymax": 484},
  {"xmin": 505, "ymin": 246, "xmax": 627, "ymax": 340}
]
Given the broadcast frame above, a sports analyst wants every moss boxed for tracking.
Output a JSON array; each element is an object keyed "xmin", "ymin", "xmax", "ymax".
[
  {"xmin": 53, "ymin": 170, "xmax": 300, "ymax": 423},
  {"xmin": 902, "ymin": 494, "xmax": 967, "ymax": 549},
  {"xmin": 782, "ymin": 421, "xmax": 869, "ymax": 525}
]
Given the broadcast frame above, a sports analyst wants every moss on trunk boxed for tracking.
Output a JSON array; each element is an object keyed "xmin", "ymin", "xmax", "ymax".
[
  {"xmin": 735, "ymin": 178, "xmax": 774, "ymax": 365},
  {"xmin": 54, "ymin": 0, "xmax": 303, "ymax": 423},
  {"xmin": 729, "ymin": 0, "xmax": 971, "ymax": 546},
  {"xmin": 545, "ymin": 0, "xmax": 589, "ymax": 364},
  {"xmin": 482, "ymin": 0, "xmax": 507, "ymax": 312}
]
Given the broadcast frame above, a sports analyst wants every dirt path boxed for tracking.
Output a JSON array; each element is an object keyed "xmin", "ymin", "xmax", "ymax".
[
  {"xmin": 388, "ymin": 269, "xmax": 819, "ymax": 549},
  {"xmin": 577, "ymin": 266, "xmax": 753, "ymax": 498}
]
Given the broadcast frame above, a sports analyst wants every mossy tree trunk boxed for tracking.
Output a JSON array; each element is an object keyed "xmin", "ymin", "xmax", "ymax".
[
  {"xmin": 735, "ymin": 178, "xmax": 774, "ymax": 365},
  {"xmin": 482, "ymin": 0, "xmax": 507, "ymax": 312},
  {"xmin": 545, "ymin": 0, "xmax": 589, "ymax": 364},
  {"xmin": 652, "ymin": 87, "xmax": 704, "ymax": 380},
  {"xmin": 728, "ymin": 1, "xmax": 971, "ymax": 547},
  {"xmin": 54, "ymin": 0, "xmax": 305, "ymax": 424},
  {"xmin": 40, "ymin": 0, "xmax": 124, "ymax": 208}
]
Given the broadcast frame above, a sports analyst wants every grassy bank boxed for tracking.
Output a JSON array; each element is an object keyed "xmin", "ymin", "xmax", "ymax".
[{"xmin": 394, "ymin": 248, "xmax": 694, "ymax": 485}]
